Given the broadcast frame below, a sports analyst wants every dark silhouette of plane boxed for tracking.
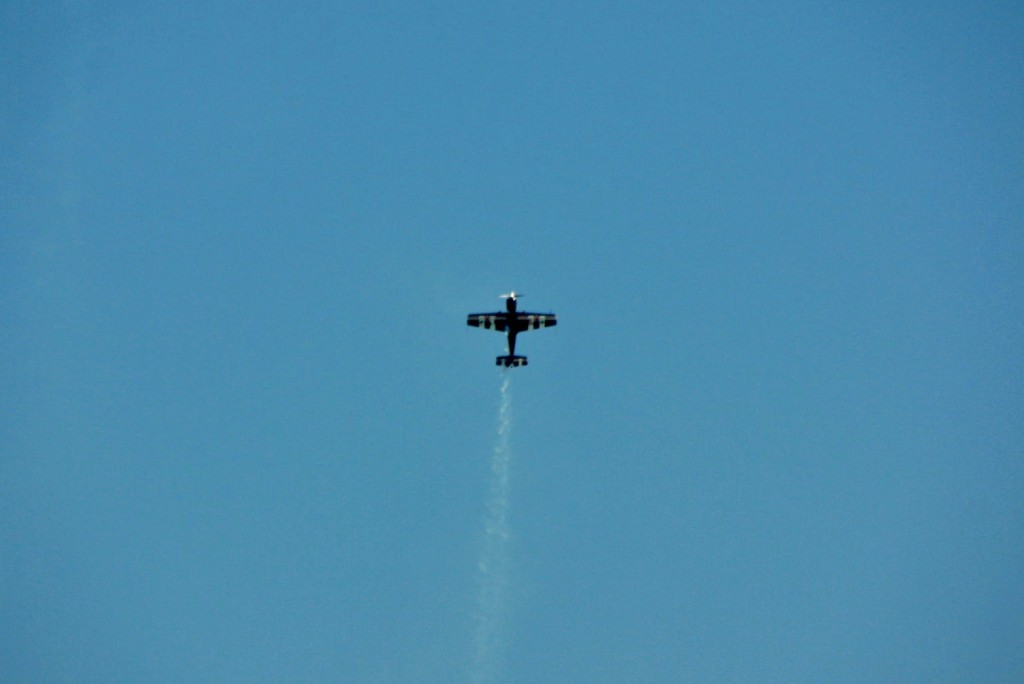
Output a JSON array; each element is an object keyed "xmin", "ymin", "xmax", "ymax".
[{"xmin": 467, "ymin": 292, "xmax": 557, "ymax": 367}]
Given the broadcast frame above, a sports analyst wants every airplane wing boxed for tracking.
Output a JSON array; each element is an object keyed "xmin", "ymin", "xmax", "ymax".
[
  {"xmin": 467, "ymin": 313, "xmax": 509, "ymax": 331},
  {"xmin": 515, "ymin": 313, "xmax": 557, "ymax": 330}
]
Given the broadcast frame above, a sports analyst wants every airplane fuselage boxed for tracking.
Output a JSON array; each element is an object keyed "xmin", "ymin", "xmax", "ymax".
[{"xmin": 504, "ymin": 295, "xmax": 520, "ymax": 355}]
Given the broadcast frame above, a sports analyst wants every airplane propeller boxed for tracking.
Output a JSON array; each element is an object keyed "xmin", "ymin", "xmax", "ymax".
[{"xmin": 499, "ymin": 291, "xmax": 522, "ymax": 300}]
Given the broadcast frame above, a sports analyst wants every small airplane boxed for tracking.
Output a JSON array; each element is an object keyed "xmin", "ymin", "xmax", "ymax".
[{"xmin": 467, "ymin": 292, "xmax": 557, "ymax": 367}]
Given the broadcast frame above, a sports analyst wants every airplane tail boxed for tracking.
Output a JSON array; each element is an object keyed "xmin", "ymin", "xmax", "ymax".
[{"xmin": 496, "ymin": 355, "xmax": 527, "ymax": 367}]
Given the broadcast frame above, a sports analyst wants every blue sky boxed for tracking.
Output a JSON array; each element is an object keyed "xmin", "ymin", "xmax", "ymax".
[{"xmin": 3, "ymin": 2, "xmax": 1023, "ymax": 682}]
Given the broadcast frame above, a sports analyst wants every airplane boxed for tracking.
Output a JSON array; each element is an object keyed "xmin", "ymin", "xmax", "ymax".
[{"xmin": 467, "ymin": 292, "xmax": 557, "ymax": 367}]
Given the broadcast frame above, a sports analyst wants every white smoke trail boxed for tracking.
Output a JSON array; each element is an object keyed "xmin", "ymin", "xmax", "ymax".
[{"xmin": 472, "ymin": 370, "xmax": 513, "ymax": 684}]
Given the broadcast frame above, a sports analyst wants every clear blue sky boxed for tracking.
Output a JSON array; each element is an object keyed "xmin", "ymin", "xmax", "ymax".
[{"xmin": 3, "ymin": 2, "xmax": 1022, "ymax": 682}]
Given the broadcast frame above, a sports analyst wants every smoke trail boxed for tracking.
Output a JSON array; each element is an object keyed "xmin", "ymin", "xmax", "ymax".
[{"xmin": 472, "ymin": 370, "xmax": 513, "ymax": 684}]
